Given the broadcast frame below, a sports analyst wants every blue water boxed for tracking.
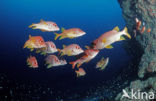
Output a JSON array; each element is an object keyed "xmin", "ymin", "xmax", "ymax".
[{"xmin": 0, "ymin": 0, "xmax": 131, "ymax": 100}]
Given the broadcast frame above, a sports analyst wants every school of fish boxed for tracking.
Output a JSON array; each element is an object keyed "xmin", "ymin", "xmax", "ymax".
[{"xmin": 23, "ymin": 19, "xmax": 132, "ymax": 77}]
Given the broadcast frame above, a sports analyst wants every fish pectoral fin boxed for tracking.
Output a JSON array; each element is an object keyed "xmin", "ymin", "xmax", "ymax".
[
  {"xmin": 113, "ymin": 26, "xmax": 120, "ymax": 32},
  {"xmin": 119, "ymin": 36, "xmax": 126, "ymax": 41},
  {"xmin": 67, "ymin": 50, "xmax": 72, "ymax": 56},
  {"xmin": 105, "ymin": 45, "xmax": 113, "ymax": 49},
  {"xmin": 102, "ymin": 38, "xmax": 107, "ymax": 43}
]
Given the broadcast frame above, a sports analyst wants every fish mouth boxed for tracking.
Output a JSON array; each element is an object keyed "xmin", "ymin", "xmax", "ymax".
[{"xmin": 82, "ymin": 32, "xmax": 86, "ymax": 35}]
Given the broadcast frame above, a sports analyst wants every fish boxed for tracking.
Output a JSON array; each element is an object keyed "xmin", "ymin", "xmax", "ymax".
[
  {"xmin": 147, "ymin": 28, "xmax": 151, "ymax": 33},
  {"xmin": 57, "ymin": 44, "xmax": 84, "ymax": 56},
  {"xmin": 75, "ymin": 68, "xmax": 86, "ymax": 77},
  {"xmin": 136, "ymin": 21, "xmax": 141, "ymax": 30},
  {"xmin": 54, "ymin": 28, "xmax": 86, "ymax": 40},
  {"xmin": 36, "ymin": 41, "xmax": 58, "ymax": 55},
  {"xmin": 140, "ymin": 26, "xmax": 146, "ymax": 34},
  {"xmin": 96, "ymin": 57, "xmax": 109, "ymax": 70},
  {"xmin": 86, "ymin": 26, "xmax": 131, "ymax": 50},
  {"xmin": 69, "ymin": 49, "xmax": 99, "ymax": 69},
  {"xmin": 29, "ymin": 19, "xmax": 60, "ymax": 32},
  {"xmin": 135, "ymin": 18, "xmax": 139, "ymax": 23},
  {"xmin": 45, "ymin": 55, "xmax": 67, "ymax": 68},
  {"xmin": 23, "ymin": 35, "xmax": 46, "ymax": 51},
  {"xmin": 27, "ymin": 55, "xmax": 38, "ymax": 68}
]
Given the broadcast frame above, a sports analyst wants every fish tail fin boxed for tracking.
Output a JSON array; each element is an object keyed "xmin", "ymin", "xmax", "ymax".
[
  {"xmin": 123, "ymin": 27, "xmax": 131, "ymax": 39},
  {"xmin": 57, "ymin": 49, "xmax": 64, "ymax": 56},
  {"xmin": 23, "ymin": 41, "xmax": 28, "ymax": 48},
  {"xmin": 54, "ymin": 33, "xmax": 60, "ymax": 40},
  {"xmin": 29, "ymin": 23, "xmax": 35, "ymax": 28},
  {"xmin": 69, "ymin": 61, "xmax": 76, "ymax": 69}
]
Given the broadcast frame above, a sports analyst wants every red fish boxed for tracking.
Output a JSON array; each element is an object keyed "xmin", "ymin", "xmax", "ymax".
[
  {"xmin": 147, "ymin": 28, "xmax": 151, "ymax": 33},
  {"xmin": 23, "ymin": 35, "xmax": 46, "ymax": 51},
  {"xmin": 29, "ymin": 19, "xmax": 60, "ymax": 32},
  {"xmin": 27, "ymin": 55, "xmax": 38, "ymax": 68},
  {"xmin": 140, "ymin": 26, "xmax": 146, "ymax": 34},
  {"xmin": 36, "ymin": 41, "xmax": 58, "ymax": 55},
  {"xmin": 75, "ymin": 68, "xmax": 86, "ymax": 77},
  {"xmin": 45, "ymin": 55, "xmax": 67, "ymax": 68},
  {"xmin": 69, "ymin": 49, "xmax": 99, "ymax": 69},
  {"xmin": 54, "ymin": 28, "xmax": 86, "ymax": 40},
  {"xmin": 58, "ymin": 44, "xmax": 84, "ymax": 56}
]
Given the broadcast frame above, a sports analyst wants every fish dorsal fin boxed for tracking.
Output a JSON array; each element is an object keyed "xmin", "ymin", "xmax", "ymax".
[
  {"xmin": 63, "ymin": 45, "xmax": 66, "ymax": 48},
  {"xmin": 40, "ymin": 19, "xmax": 47, "ymax": 24},
  {"xmin": 113, "ymin": 26, "xmax": 120, "ymax": 32},
  {"xmin": 40, "ymin": 19, "xmax": 44, "ymax": 23},
  {"xmin": 61, "ymin": 27, "xmax": 65, "ymax": 32},
  {"xmin": 29, "ymin": 35, "xmax": 32, "ymax": 38}
]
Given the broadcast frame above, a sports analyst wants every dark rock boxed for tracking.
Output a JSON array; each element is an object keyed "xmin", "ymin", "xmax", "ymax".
[{"xmin": 116, "ymin": 0, "xmax": 156, "ymax": 100}]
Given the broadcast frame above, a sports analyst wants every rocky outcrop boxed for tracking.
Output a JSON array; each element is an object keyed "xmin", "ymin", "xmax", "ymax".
[{"xmin": 116, "ymin": 0, "xmax": 156, "ymax": 100}]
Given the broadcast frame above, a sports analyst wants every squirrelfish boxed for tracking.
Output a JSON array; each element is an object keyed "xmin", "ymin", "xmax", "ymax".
[
  {"xmin": 54, "ymin": 28, "xmax": 86, "ymax": 40},
  {"xmin": 69, "ymin": 49, "xmax": 99, "ymax": 69},
  {"xmin": 58, "ymin": 44, "xmax": 84, "ymax": 56},
  {"xmin": 88, "ymin": 26, "xmax": 131, "ymax": 50},
  {"xmin": 36, "ymin": 41, "xmax": 58, "ymax": 55},
  {"xmin": 23, "ymin": 35, "xmax": 46, "ymax": 51},
  {"xmin": 75, "ymin": 68, "xmax": 86, "ymax": 77},
  {"xmin": 27, "ymin": 55, "xmax": 38, "ymax": 68},
  {"xmin": 96, "ymin": 57, "xmax": 109, "ymax": 70},
  {"xmin": 45, "ymin": 55, "xmax": 67, "ymax": 68},
  {"xmin": 29, "ymin": 19, "xmax": 60, "ymax": 32}
]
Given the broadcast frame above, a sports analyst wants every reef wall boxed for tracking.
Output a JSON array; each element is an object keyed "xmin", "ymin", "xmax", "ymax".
[{"xmin": 116, "ymin": 0, "xmax": 156, "ymax": 100}]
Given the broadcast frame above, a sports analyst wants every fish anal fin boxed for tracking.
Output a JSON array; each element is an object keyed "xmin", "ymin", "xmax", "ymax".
[
  {"xmin": 120, "ymin": 36, "xmax": 126, "ymax": 41},
  {"xmin": 77, "ymin": 63, "xmax": 82, "ymax": 68},
  {"xmin": 41, "ymin": 29, "xmax": 46, "ymax": 32},
  {"xmin": 59, "ymin": 36, "xmax": 66, "ymax": 40},
  {"xmin": 105, "ymin": 45, "xmax": 113, "ymax": 49}
]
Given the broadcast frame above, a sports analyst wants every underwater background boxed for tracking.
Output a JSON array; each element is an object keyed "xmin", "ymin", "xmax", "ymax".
[{"xmin": 0, "ymin": 0, "xmax": 138, "ymax": 100}]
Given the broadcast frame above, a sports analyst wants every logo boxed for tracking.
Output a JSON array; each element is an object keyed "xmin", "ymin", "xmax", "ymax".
[{"xmin": 121, "ymin": 89, "xmax": 154, "ymax": 100}]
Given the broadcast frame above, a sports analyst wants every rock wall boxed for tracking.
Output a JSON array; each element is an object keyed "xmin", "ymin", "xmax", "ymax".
[{"xmin": 116, "ymin": 0, "xmax": 156, "ymax": 100}]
